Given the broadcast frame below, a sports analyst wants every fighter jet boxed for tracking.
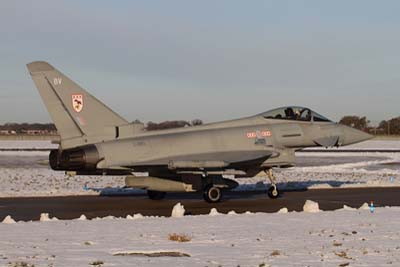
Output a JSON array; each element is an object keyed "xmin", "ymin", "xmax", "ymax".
[{"xmin": 27, "ymin": 61, "xmax": 372, "ymax": 202}]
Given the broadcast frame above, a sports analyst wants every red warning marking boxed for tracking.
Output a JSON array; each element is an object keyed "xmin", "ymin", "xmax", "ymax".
[{"xmin": 246, "ymin": 130, "xmax": 271, "ymax": 138}]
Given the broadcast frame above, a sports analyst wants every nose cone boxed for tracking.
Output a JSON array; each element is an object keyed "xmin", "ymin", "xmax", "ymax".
[{"xmin": 341, "ymin": 125, "xmax": 373, "ymax": 146}]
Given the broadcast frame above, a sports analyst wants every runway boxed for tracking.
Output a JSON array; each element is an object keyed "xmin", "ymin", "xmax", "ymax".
[{"xmin": 1, "ymin": 187, "xmax": 400, "ymax": 221}]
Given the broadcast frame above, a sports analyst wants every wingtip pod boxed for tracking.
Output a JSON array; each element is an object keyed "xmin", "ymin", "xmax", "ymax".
[{"xmin": 26, "ymin": 61, "xmax": 54, "ymax": 73}]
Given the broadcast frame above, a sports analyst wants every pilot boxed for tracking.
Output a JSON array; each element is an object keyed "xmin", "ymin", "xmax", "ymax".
[
  {"xmin": 295, "ymin": 110, "xmax": 301, "ymax": 120},
  {"xmin": 284, "ymin": 108, "xmax": 295, "ymax": 119}
]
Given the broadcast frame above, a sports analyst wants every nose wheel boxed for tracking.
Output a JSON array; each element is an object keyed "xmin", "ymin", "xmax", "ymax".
[
  {"xmin": 266, "ymin": 169, "xmax": 280, "ymax": 199},
  {"xmin": 267, "ymin": 185, "xmax": 279, "ymax": 199}
]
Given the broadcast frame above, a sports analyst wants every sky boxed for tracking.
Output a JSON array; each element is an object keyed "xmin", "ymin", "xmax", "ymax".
[{"xmin": 0, "ymin": 1, "xmax": 399, "ymax": 125}]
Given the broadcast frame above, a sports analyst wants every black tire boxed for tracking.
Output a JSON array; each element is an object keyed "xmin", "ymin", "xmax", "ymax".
[
  {"xmin": 267, "ymin": 186, "xmax": 279, "ymax": 199},
  {"xmin": 203, "ymin": 185, "xmax": 222, "ymax": 203},
  {"xmin": 147, "ymin": 190, "xmax": 166, "ymax": 200}
]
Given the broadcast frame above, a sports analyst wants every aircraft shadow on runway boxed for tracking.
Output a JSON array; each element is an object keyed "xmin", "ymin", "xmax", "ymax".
[{"xmin": 87, "ymin": 180, "xmax": 361, "ymax": 199}]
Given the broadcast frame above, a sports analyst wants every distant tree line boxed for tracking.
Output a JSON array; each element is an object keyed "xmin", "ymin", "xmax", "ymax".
[
  {"xmin": 339, "ymin": 115, "xmax": 400, "ymax": 135},
  {"xmin": 2, "ymin": 116, "xmax": 400, "ymax": 135},
  {"xmin": 0, "ymin": 123, "xmax": 57, "ymax": 134},
  {"xmin": 0, "ymin": 120, "xmax": 204, "ymax": 135},
  {"xmin": 145, "ymin": 119, "xmax": 203, "ymax": 131}
]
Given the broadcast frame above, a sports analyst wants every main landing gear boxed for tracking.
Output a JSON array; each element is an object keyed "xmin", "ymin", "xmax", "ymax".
[
  {"xmin": 266, "ymin": 169, "xmax": 280, "ymax": 199},
  {"xmin": 203, "ymin": 184, "xmax": 223, "ymax": 203}
]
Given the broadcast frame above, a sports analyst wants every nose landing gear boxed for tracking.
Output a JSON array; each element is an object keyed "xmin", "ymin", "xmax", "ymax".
[{"xmin": 266, "ymin": 169, "xmax": 280, "ymax": 199}]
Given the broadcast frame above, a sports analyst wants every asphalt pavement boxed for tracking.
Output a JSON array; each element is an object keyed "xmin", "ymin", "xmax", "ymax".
[{"xmin": 1, "ymin": 187, "xmax": 399, "ymax": 221}]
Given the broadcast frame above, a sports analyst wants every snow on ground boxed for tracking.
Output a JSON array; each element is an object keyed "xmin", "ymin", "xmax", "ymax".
[
  {"xmin": 304, "ymin": 139, "xmax": 400, "ymax": 150},
  {"xmin": 0, "ymin": 140, "xmax": 57, "ymax": 150},
  {"xmin": 0, "ymin": 140, "xmax": 399, "ymax": 197},
  {"xmin": 1, "ymin": 205, "xmax": 400, "ymax": 267},
  {"xmin": 237, "ymin": 151, "xmax": 400, "ymax": 191}
]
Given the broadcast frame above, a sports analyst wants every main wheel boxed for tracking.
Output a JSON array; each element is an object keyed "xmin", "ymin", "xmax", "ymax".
[
  {"xmin": 147, "ymin": 190, "xmax": 166, "ymax": 200},
  {"xmin": 203, "ymin": 185, "xmax": 222, "ymax": 203},
  {"xmin": 267, "ymin": 185, "xmax": 279, "ymax": 199}
]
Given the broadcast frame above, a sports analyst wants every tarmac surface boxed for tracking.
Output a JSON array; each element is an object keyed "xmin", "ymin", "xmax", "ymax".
[{"xmin": 1, "ymin": 187, "xmax": 400, "ymax": 221}]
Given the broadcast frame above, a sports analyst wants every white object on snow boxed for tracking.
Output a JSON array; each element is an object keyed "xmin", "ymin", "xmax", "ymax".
[
  {"xmin": 39, "ymin": 213, "xmax": 58, "ymax": 221},
  {"xmin": 303, "ymin": 200, "xmax": 320, "ymax": 213},
  {"xmin": 103, "ymin": 216, "xmax": 116, "ymax": 220},
  {"xmin": 171, "ymin": 203, "xmax": 185, "ymax": 218},
  {"xmin": 127, "ymin": 214, "xmax": 144, "ymax": 220},
  {"xmin": 133, "ymin": 213, "xmax": 144, "ymax": 219},
  {"xmin": 277, "ymin": 207, "xmax": 288, "ymax": 214},
  {"xmin": 227, "ymin": 210, "xmax": 237, "ymax": 215},
  {"xmin": 40, "ymin": 213, "xmax": 53, "ymax": 222},
  {"xmin": 339, "ymin": 205, "xmax": 357, "ymax": 211},
  {"xmin": 209, "ymin": 208, "xmax": 220, "ymax": 216},
  {"xmin": 359, "ymin": 202, "xmax": 370, "ymax": 210},
  {"xmin": 2, "ymin": 215, "xmax": 16, "ymax": 224},
  {"xmin": 77, "ymin": 214, "xmax": 87, "ymax": 221}
]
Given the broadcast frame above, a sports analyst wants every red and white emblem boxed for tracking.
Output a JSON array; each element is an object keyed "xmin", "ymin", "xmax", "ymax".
[{"xmin": 72, "ymin": 94, "xmax": 84, "ymax": 113}]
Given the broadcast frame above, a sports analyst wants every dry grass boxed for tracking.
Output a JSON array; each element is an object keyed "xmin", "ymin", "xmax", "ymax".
[
  {"xmin": 270, "ymin": 250, "xmax": 281, "ymax": 256},
  {"xmin": 168, "ymin": 233, "xmax": 192, "ymax": 242},
  {"xmin": 335, "ymin": 251, "xmax": 352, "ymax": 260},
  {"xmin": 113, "ymin": 251, "xmax": 191, "ymax": 257},
  {"xmin": 7, "ymin": 262, "xmax": 35, "ymax": 267},
  {"xmin": 89, "ymin": 261, "xmax": 104, "ymax": 266},
  {"xmin": 333, "ymin": 241, "xmax": 343, "ymax": 247}
]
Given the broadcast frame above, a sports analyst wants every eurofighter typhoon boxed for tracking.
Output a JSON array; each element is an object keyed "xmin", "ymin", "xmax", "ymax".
[{"xmin": 27, "ymin": 62, "xmax": 372, "ymax": 202}]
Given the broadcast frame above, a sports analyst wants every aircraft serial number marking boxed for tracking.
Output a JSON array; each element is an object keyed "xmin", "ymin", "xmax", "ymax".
[
  {"xmin": 53, "ymin": 77, "xmax": 62, "ymax": 85},
  {"xmin": 246, "ymin": 130, "xmax": 271, "ymax": 138}
]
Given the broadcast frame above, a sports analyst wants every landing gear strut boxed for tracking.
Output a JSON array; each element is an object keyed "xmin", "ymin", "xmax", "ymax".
[
  {"xmin": 203, "ymin": 184, "xmax": 223, "ymax": 203},
  {"xmin": 266, "ymin": 169, "xmax": 280, "ymax": 199},
  {"xmin": 147, "ymin": 190, "xmax": 166, "ymax": 200}
]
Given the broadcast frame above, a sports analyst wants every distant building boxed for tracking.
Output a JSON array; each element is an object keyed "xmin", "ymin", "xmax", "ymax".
[{"xmin": 0, "ymin": 130, "xmax": 16, "ymax": 135}]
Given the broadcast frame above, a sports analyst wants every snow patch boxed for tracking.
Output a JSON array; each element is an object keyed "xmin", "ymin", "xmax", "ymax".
[
  {"xmin": 209, "ymin": 208, "xmax": 220, "ymax": 216},
  {"xmin": 359, "ymin": 202, "xmax": 370, "ymax": 210},
  {"xmin": 40, "ymin": 213, "xmax": 58, "ymax": 221},
  {"xmin": 126, "ymin": 213, "xmax": 144, "ymax": 220},
  {"xmin": 277, "ymin": 207, "xmax": 288, "ymax": 214},
  {"xmin": 77, "ymin": 214, "xmax": 87, "ymax": 221},
  {"xmin": 2, "ymin": 215, "xmax": 16, "ymax": 224},
  {"xmin": 171, "ymin": 203, "xmax": 185, "ymax": 218},
  {"xmin": 103, "ymin": 216, "xmax": 116, "ymax": 220},
  {"xmin": 133, "ymin": 213, "xmax": 144, "ymax": 219},
  {"xmin": 307, "ymin": 183, "xmax": 333, "ymax": 189},
  {"xmin": 227, "ymin": 210, "xmax": 237, "ymax": 215},
  {"xmin": 303, "ymin": 200, "xmax": 320, "ymax": 213},
  {"xmin": 340, "ymin": 205, "xmax": 357, "ymax": 211}
]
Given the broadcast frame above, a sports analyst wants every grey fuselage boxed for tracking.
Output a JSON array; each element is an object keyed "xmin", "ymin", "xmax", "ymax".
[
  {"xmin": 67, "ymin": 113, "xmax": 370, "ymax": 178},
  {"xmin": 27, "ymin": 61, "xmax": 372, "ymax": 196}
]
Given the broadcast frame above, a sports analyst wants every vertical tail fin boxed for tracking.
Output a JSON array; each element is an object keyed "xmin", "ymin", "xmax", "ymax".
[{"xmin": 27, "ymin": 61, "xmax": 128, "ymax": 148}]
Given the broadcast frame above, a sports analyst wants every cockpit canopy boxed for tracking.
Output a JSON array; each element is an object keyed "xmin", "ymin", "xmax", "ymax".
[{"xmin": 259, "ymin": 106, "xmax": 332, "ymax": 122}]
